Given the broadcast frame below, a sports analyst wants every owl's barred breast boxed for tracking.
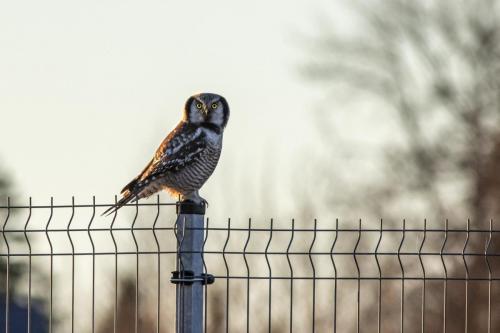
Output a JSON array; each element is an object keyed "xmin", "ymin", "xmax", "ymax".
[
  {"xmin": 164, "ymin": 141, "xmax": 222, "ymax": 195},
  {"xmin": 138, "ymin": 139, "xmax": 222, "ymax": 198}
]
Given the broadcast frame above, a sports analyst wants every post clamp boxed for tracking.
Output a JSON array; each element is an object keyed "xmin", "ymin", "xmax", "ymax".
[
  {"xmin": 171, "ymin": 270, "xmax": 215, "ymax": 285},
  {"xmin": 176, "ymin": 200, "xmax": 206, "ymax": 215}
]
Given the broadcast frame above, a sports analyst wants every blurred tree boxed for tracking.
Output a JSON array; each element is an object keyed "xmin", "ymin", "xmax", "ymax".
[
  {"xmin": 0, "ymin": 163, "xmax": 48, "ymax": 331},
  {"xmin": 0, "ymin": 163, "xmax": 23, "ymax": 292},
  {"xmin": 96, "ymin": 277, "xmax": 229, "ymax": 333},
  {"xmin": 97, "ymin": 278, "xmax": 156, "ymax": 333},
  {"xmin": 305, "ymin": 0, "xmax": 500, "ymax": 331},
  {"xmin": 306, "ymin": 0, "xmax": 500, "ymax": 222}
]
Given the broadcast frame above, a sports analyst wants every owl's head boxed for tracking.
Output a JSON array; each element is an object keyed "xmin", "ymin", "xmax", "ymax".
[{"xmin": 183, "ymin": 93, "xmax": 230, "ymax": 130}]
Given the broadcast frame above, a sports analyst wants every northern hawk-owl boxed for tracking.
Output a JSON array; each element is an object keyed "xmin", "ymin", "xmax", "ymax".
[{"xmin": 103, "ymin": 93, "xmax": 229, "ymax": 215}]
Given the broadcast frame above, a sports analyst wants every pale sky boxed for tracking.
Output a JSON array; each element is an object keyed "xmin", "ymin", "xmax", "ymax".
[
  {"xmin": 0, "ymin": 0, "xmax": 382, "ymax": 221},
  {"xmin": 0, "ymin": 3, "xmax": 431, "ymax": 331}
]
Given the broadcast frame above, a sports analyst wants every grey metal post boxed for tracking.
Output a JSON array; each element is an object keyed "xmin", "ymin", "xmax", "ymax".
[{"xmin": 172, "ymin": 201, "xmax": 210, "ymax": 333}]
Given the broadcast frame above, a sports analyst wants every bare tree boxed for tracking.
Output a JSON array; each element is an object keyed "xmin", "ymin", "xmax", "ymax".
[
  {"xmin": 305, "ymin": 0, "xmax": 500, "ymax": 331},
  {"xmin": 306, "ymin": 0, "xmax": 500, "ymax": 222}
]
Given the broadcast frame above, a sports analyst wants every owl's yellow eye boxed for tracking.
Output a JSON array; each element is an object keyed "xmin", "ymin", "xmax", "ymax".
[
  {"xmin": 196, "ymin": 103, "xmax": 202, "ymax": 109},
  {"xmin": 211, "ymin": 103, "xmax": 218, "ymax": 109}
]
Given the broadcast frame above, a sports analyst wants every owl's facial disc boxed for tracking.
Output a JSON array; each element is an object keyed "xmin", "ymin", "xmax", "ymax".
[
  {"xmin": 184, "ymin": 98, "xmax": 205, "ymax": 123},
  {"xmin": 184, "ymin": 93, "xmax": 229, "ymax": 128},
  {"xmin": 197, "ymin": 101, "xmax": 209, "ymax": 116}
]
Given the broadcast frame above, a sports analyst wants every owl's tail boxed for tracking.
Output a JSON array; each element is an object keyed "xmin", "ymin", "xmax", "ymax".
[
  {"xmin": 101, "ymin": 188, "xmax": 138, "ymax": 217},
  {"xmin": 102, "ymin": 163, "xmax": 152, "ymax": 216}
]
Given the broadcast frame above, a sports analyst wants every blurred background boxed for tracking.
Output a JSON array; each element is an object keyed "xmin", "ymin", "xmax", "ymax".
[{"xmin": 2, "ymin": 0, "xmax": 500, "ymax": 331}]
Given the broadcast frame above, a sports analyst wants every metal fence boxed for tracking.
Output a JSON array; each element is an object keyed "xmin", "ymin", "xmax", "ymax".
[{"xmin": 1, "ymin": 197, "xmax": 499, "ymax": 332}]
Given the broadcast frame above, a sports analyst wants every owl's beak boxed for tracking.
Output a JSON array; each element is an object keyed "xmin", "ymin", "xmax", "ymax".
[{"xmin": 202, "ymin": 106, "xmax": 209, "ymax": 116}]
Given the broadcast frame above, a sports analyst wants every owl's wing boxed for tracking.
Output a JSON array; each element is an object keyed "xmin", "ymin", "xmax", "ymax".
[
  {"xmin": 103, "ymin": 122, "xmax": 206, "ymax": 216},
  {"xmin": 121, "ymin": 123, "xmax": 206, "ymax": 194},
  {"xmin": 119, "ymin": 158, "xmax": 154, "ymax": 194},
  {"xmin": 146, "ymin": 129, "xmax": 206, "ymax": 178}
]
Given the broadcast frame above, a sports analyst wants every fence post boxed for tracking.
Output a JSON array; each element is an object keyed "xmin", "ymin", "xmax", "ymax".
[{"xmin": 172, "ymin": 201, "xmax": 212, "ymax": 333}]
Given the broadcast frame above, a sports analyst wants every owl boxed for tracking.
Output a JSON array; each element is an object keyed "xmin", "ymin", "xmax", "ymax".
[{"xmin": 103, "ymin": 93, "xmax": 229, "ymax": 216}]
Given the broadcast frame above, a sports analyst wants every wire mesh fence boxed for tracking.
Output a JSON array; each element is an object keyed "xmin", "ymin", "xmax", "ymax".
[{"xmin": 1, "ymin": 197, "xmax": 500, "ymax": 332}]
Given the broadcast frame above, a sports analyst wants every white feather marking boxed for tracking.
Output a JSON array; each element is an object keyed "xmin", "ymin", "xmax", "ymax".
[
  {"xmin": 202, "ymin": 127, "xmax": 222, "ymax": 144},
  {"xmin": 208, "ymin": 108, "xmax": 226, "ymax": 127},
  {"xmin": 170, "ymin": 128, "xmax": 203, "ymax": 155}
]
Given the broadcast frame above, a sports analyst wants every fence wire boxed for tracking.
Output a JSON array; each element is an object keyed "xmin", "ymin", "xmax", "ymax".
[{"xmin": 0, "ymin": 197, "xmax": 499, "ymax": 332}]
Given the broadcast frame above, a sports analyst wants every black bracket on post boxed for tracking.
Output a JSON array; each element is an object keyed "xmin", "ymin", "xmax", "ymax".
[
  {"xmin": 171, "ymin": 270, "xmax": 215, "ymax": 285},
  {"xmin": 176, "ymin": 201, "xmax": 206, "ymax": 215}
]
